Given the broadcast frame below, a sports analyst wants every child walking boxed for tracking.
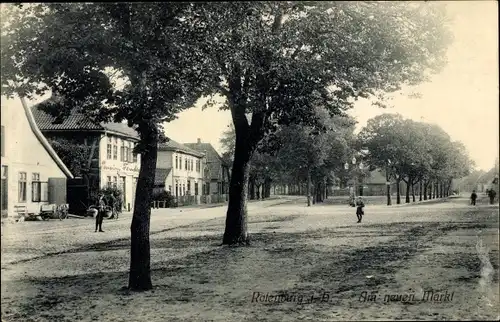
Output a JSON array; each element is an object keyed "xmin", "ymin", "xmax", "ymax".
[{"xmin": 355, "ymin": 196, "xmax": 365, "ymax": 223}]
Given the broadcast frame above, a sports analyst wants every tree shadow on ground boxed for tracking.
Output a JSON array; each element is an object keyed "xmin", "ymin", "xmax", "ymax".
[{"xmin": 4, "ymin": 217, "xmax": 498, "ymax": 321}]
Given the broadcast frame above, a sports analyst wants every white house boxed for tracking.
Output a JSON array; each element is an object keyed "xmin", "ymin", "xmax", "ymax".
[
  {"xmin": 1, "ymin": 95, "xmax": 73, "ymax": 218},
  {"xmin": 155, "ymin": 139, "xmax": 205, "ymax": 202}
]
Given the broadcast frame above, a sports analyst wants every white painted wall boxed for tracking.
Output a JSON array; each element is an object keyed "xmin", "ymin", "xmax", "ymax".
[
  {"xmin": 157, "ymin": 150, "xmax": 205, "ymax": 196},
  {"xmin": 1, "ymin": 96, "xmax": 67, "ymax": 216},
  {"xmin": 98, "ymin": 134, "xmax": 141, "ymax": 211}
]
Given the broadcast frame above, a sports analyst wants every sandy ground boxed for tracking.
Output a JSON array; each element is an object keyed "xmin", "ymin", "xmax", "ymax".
[{"xmin": 1, "ymin": 195, "xmax": 499, "ymax": 321}]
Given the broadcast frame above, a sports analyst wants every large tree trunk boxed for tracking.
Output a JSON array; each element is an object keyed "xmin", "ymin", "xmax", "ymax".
[
  {"xmin": 396, "ymin": 178, "xmax": 401, "ymax": 204},
  {"xmin": 249, "ymin": 178, "xmax": 256, "ymax": 200},
  {"xmin": 312, "ymin": 182, "xmax": 316, "ymax": 205},
  {"xmin": 405, "ymin": 180, "xmax": 411, "ymax": 203},
  {"xmin": 323, "ymin": 177, "xmax": 327, "ymax": 200},
  {"xmin": 222, "ymin": 139, "xmax": 252, "ymax": 245},
  {"xmin": 128, "ymin": 126, "xmax": 158, "ymax": 291},
  {"xmin": 307, "ymin": 169, "xmax": 312, "ymax": 206},
  {"xmin": 411, "ymin": 183, "xmax": 416, "ymax": 202},
  {"xmin": 423, "ymin": 181, "xmax": 428, "ymax": 200},
  {"xmin": 386, "ymin": 170, "xmax": 392, "ymax": 206},
  {"xmin": 419, "ymin": 181, "xmax": 423, "ymax": 201},
  {"xmin": 316, "ymin": 181, "xmax": 323, "ymax": 203},
  {"xmin": 265, "ymin": 179, "xmax": 271, "ymax": 198}
]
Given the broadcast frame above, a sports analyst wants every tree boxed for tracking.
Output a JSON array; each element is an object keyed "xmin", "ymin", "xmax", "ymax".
[
  {"xmin": 47, "ymin": 138, "xmax": 90, "ymax": 177},
  {"xmin": 1, "ymin": 3, "xmax": 217, "ymax": 291},
  {"xmin": 273, "ymin": 109, "xmax": 355, "ymax": 205},
  {"xmin": 196, "ymin": 1, "xmax": 452, "ymax": 243},
  {"xmin": 359, "ymin": 114, "xmax": 413, "ymax": 204},
  {"xmin": 360, "ymin": 114, "xmax": 473, "ymax": 204},
  {"xmin": 219, "ymin": 122, "xmax": 236, "ymax": 183}
]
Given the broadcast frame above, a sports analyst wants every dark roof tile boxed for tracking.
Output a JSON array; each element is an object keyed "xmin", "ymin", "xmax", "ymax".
[
  {"xmin": 159, "ymin": 139, "xmax": 204, "ymax": 157},
  {"xmin": 31, "ymin": 99, "xmax": 139, "ymax": 139}
]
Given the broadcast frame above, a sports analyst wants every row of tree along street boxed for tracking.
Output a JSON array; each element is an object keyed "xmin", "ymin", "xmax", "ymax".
[
  {"xmin": 220, "ymin": 112, "xmax": 473, "ymax": 207},
  {"xmin": 1, "ymin": 2, "xmax": 454, "ymax": 290}
]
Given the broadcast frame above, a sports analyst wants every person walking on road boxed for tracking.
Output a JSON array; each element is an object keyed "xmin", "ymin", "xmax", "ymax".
[
  {"xmin": 470, "ymin": 190, "xmax": 477, "ymax": 206},
  {"xmin": 487, "ymin": 189, "xmax": 497, "ymax": 205},
  {"xmin": 355, "ymin": 196, "xmax": 365, "ymax": 223},
  {"xmin": 95, "ymin": 193, "xmax": 106, "ymax": 232}
]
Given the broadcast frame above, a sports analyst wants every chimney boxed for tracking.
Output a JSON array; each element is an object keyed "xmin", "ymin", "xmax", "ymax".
[{"xmin": 197, "ymin": 138, "xmax": 201, "ymax": 144}]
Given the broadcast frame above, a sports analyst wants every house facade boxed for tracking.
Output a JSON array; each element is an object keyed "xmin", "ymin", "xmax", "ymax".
[
  {"xmin": 31, "ymin": 101, "xmax": 141, "ymax": 213},
  {"xmin": 184, "ymin": 139, "xmax": 229, "ymax": 196},
  {"xmin": 155, "ymin": 139, "xmax": 205, "ymax": 201},
  {"xmin": 1, "ymin": 95, "xmax": 73, "ymax": 218}
]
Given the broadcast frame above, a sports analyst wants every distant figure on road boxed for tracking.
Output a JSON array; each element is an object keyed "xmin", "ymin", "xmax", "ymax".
[
  {"xmin": 95, "ymin": 193, "xmax": 106, "ymax": 233},
  {"xmin": 487, "ymin": 189, "xmax": 496, "ymax": 205},
  {"xmin": 470, "ymin": 190, "xmax": 477, "ymax": 206},
  {"xmin": 355, "ymin": 197, "xmax": 365, "ymax": 223}
]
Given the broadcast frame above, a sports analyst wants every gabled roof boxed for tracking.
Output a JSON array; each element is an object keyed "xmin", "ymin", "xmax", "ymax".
[
  {"xmin": 184, "ymin": 141, "xmax": 227, "ymax": 180},
  {"xmin": 184, "ymin": 142, "xmax": 221, "ymax": 163},
  {"xmin": 154, "ymin": 168, "xmax": 172, "ymax": 186},
  {"xmin": 30, "ymin": 100, "xmax": 139, "ymax": 139},
  {"xmin": 158, "ymin": 139, "xmax": 204, "ymax": 157},
  {"xmin": 16, "ymin": 96, "xmax": 74, "ymax": 179}
]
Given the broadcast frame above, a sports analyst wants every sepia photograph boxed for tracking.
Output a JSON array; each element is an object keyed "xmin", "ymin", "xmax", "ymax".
[{"xmin": 1, "ymin": 1, "xmax": 498, "ymax": 321}]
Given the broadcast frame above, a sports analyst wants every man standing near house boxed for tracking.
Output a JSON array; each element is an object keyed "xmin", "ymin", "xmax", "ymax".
[{"xmin": 95, "ymin": 193, "xmax": 106, "ymax": 232}]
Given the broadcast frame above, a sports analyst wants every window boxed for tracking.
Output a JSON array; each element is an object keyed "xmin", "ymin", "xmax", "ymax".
[
  {"xmin": 128, "ymin": 142, "xmax": 133, "ymax": 162},
  {"xmin": 107, "ymin": 143, "xmax": 112, "ymax": 159},
  {"xmin": 113, "ymin": 176, "xmax": 117, "ymax": 188},
  {"xmin": 107, "ymin": 176, "xmax": 112, "ymax": 188},
  {"xmin": 32, "ymin": 173, "xmax": 41, "ymax": 202},
  {"xmin": 185, "ymin": 158, "xmax": 188, "ymax": 170},
  {"xmin": 195, "ymin": 182, "xmax": 199, "ymax": 196},
  {"xmin": 1, "ymin": 125, "xmax": 5, "ymax": 157},
  {"xmin": 132, "ymin": 143, "xmax": 138, "ymax": 163},
  {"xmin": 113, "ymin": 145, "xmax": 118, "ymax": 160},
  {"xmin": 180, "ymin": 156, "xmax": 182, "ymax": 170},
  {"xmin": 175, "ymin": 156, "xmax": 178, "ymax": 169},
  {"xmin": 187, "ymin": 180, "xmax": 191, "ymax": 193},
  {"xmin": 196, "ymin": 160, "xmax": 200, "ymax": 172},
  {"xmin": 18, "ymin": 172, "xmax": 27, "ymax": 202},
  {"xmin": 120, "ymin": 141, "xmax": 125, "ymax": 162},
  {"xmin": 182, "ymin": 184, "xmax": 186, "ymax": 195}
]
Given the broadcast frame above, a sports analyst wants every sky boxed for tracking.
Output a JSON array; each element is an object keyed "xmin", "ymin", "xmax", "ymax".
[
  {"xmin": 3, "ymin": 2, "xmax": 497, "ymax": 171},
  {"xmin": 164, "ymin": 1, "xmax": 499, "ymax": 171}
]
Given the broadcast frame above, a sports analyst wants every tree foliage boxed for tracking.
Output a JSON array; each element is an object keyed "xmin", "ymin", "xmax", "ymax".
[
  {"xmin": 359, "ymin": 113, "xmax": 473, "ymax": 203},
  {"xmin": 47, "ymin": 138, "xmax": 90, "ymax": 177}
]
